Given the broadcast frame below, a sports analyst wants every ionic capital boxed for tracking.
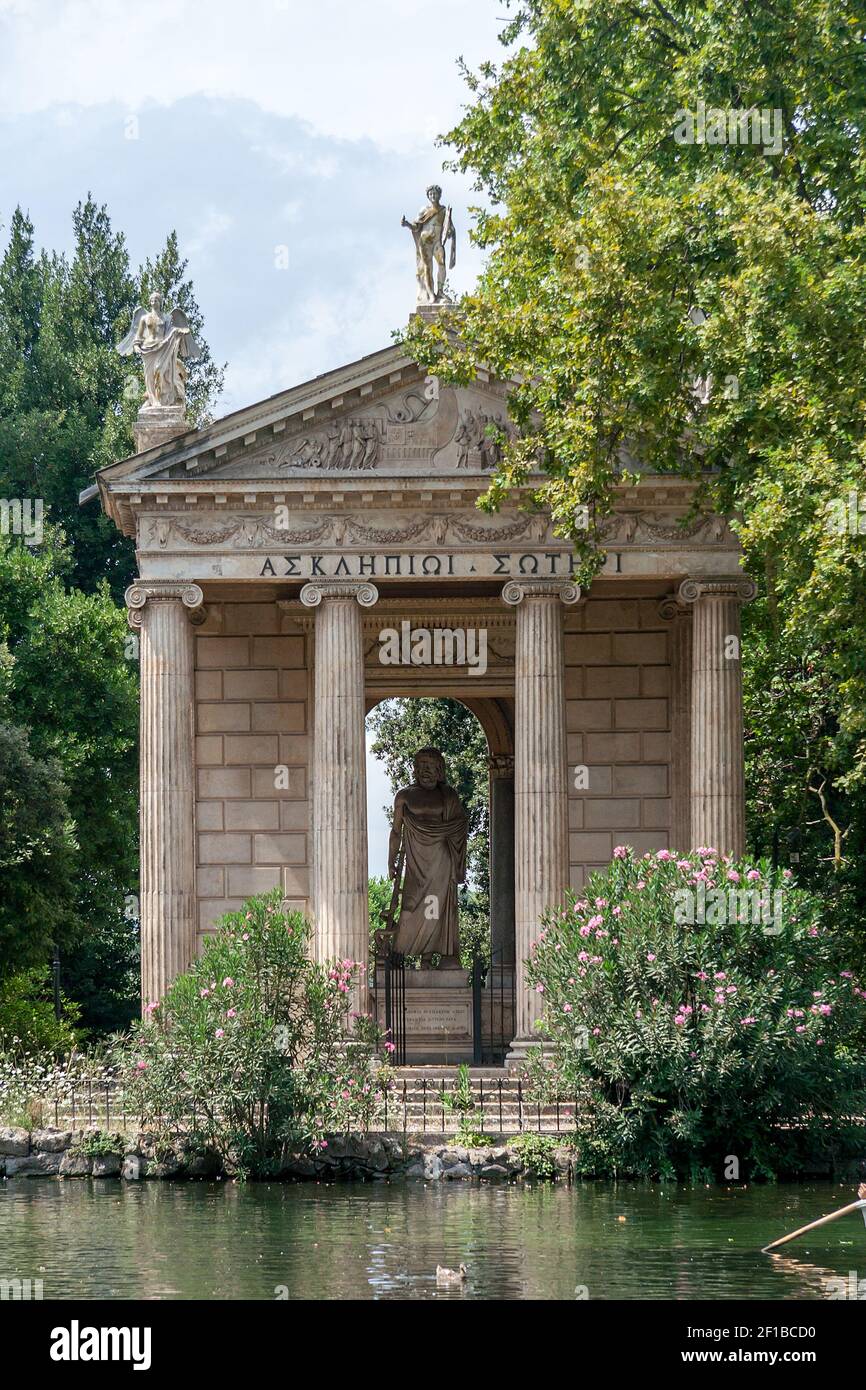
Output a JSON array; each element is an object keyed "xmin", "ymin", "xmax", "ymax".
[
  {"xmin": 677, "ymin": 576, "xmax": 757, "ymax": 606},
  {"xmin": 501, "ymin": 579, "xmax": 581, "ymax": 607},
  {"xmin": 658, "ymin": 597, "xmax": 689, "ymax": 623},
  {"xmin": 299, "ymin": 580, "xmax": 379, "ymax": 609},
  {"xmin": 125, "ymin": 580, "xmax": 206, "ymax": 630}
]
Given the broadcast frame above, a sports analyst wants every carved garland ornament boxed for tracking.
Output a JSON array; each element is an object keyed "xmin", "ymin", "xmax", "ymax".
[{"xmin": 143, "ymin": 512, "xmax": 551, "ymax": 550}]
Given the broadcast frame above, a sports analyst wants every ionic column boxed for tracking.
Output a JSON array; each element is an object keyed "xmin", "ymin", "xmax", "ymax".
[
  {"xmin": 678, "ymin": 577, "xmax": 757, "ymax": 857},
  {"xmin": 301, "ymin": 580, "xmax": 378, "ymax": 1016},
  {"xmin": 502, "ymin": 579, "xmax": 581, "ymax": 1060},
  {"xmin": 126, "ymin": 580, "xmax": 205, "ymax": 1010},
  {"xmin": 659, "ymin": 598, "xmax": 693, "ymax": 854}
]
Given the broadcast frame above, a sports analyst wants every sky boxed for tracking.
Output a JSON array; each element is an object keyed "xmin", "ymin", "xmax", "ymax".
[
  {"xmin": 0, "ymin": 0, "xmax": 510, "ymax": 874},
  {"xmin": 0, "ymin": 0, "xmax": 509, "ymax": 414}
]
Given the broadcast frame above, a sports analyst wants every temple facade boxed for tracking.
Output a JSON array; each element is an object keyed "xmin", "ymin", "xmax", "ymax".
[{"xmin": 96, "ymin": 338, "xmax": 754, "ymax": 1060}]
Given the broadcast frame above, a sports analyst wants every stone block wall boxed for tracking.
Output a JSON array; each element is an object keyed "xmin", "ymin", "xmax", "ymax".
[
  {"xmin": 193, "ymin": 599, "xmax": 310, "ymax": 947},
  {"xmin": 564, "ymin": 598, "xmax": 673, "ymax": 889}
]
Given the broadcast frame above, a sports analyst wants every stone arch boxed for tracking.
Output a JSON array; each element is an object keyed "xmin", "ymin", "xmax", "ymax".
[{"xmin": 364, "ymin": 692, "xmax": 515, "ymax": 969}]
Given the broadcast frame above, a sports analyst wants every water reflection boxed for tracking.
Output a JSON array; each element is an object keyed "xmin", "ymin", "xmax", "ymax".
[{"xmin": 1, "ymin": 1179, "xmax": 863, "ymax": 1300}]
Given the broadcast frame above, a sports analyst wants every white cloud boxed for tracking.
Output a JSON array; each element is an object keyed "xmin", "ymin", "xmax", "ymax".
[
  {"xmin": 184, "ymin": 206, "xmax": 233, "ymax": 259},
  {"xmin": 0, "ymin": 0, "xmax": 510, "ymax": 153}
]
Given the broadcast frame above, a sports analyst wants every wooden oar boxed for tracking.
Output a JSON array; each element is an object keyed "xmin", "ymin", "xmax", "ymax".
[{"xmin": 762, "ymin": 1185, "xmax": 866, "ymax": 1254}]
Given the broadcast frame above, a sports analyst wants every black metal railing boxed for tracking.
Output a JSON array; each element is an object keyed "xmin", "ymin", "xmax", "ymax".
[
  {"xmin": 375, "ymin": 1074, "xmax": 578, "ymax": 1135},
  {"xmin": 381, "ymin": 948, "xmax": 407, "ymax": 1066},
  {"xmin": 471, "ymin": 947, "xmax": 514, "ymax": 1065}
]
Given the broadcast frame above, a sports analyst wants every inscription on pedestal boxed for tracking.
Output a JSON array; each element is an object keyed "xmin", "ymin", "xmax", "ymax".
[{"xmin": 406, "ymin": 1000, "xmax": 471, "ymax": 1038}]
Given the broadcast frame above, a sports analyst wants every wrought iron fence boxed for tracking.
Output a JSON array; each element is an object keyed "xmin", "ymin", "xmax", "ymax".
[
  {"xmin": 375, "ymin": 1075, "xmax": 576, "ymax": 1136},
  {"xmin": 471, "ymin": 947, "xmax": 514, "ymax": 1065},
  {"xmin": 20, "ymin": 1074, "xmax": 576, "ymax": 1138}
]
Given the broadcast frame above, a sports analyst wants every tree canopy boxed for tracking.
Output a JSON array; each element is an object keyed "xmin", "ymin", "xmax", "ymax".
[
  {"xmin": 0, "ymin": 198, "xmax": 223, "ymax": 598},
  {"xmin": 404, "ymin": 0, "xmax": 866, "ymax": 883}
]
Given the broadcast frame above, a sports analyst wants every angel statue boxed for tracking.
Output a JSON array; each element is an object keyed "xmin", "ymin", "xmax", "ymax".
[
  {"xmin": 116, "ymin": 293, "xmax": 201, "ymax": 408},
  {"xmin": 401, "ymin": 185, "xmax": 456, "ymax": 306}
]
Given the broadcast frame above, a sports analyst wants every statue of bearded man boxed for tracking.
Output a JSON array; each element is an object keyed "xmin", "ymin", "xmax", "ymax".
[{"xmin": 388, "ymin": 747, "xmax": 468, "ymax": 959}]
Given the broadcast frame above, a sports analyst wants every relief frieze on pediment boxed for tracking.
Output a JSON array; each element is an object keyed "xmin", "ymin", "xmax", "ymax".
[{"xmin": 153, "ymin": 383, "xmax": 519, "ymax": 480}]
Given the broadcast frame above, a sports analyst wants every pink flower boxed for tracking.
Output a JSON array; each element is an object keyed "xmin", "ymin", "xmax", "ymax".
[
  {"xmin": 215, "ymin": 1028, "xmax": 225, "ymax": 1039},
  {"xmin": 714, "ymin": 972, "xmax": 726, "ymax": 981},
  {"xmin": 746, "ymin": 869, "xmax": 761, "ymax": 881},
  {"xmin": 636, "ymin": 880, "xmax": 646, "ymax": 891},
  {"xmin": 136, "ymin": 1060, "xmax": 148, "ymax": 1071},
  {"xmin": 613, "ymin": 845, "xmax": 628, "ymax": 859},
  {"xmin": 384, "ymin": 1041, "xmax": 396, "ymax": 1054},
  {"xmin": 676, "ymin": 859, "xmax": 691, "ymax": 871},
  {"xmin": 535, "ymin": 983, "xmax": 545, "ymax": 994},
  {"xmin": 200, "ymin": 988, "xmax": 210, "ymax": 998},
  {"xmin": 783, "ymin": 869, "xmax": 792, "ymax": 880},
  {"xmin": 647, "ymin": 952, "xmax": 656, "ymax": 962},
  {"xmin": 578, "ymin": 951, "xmax": 589, "ymax": 962},
  {"xmin": 579, "ymin": 925, "xmax": 592, "ymax": 937},
  {"xmin": 726, "ymin": 869, "xmax": 740, "ymax": 883},
  {"xmin": 656, "ymin": 849, "xmax": 672, "ymax": 862},
  {"xmin": 222, "ymin": 977, "xmax": 234, "ymax": 989},
  {"xmin": 587, "ymin": 914, "xmax": 604, "ymax": 930},
  {"xmin": 592, "ymin": 1027, "xmax": 601, "ymax": 1036},
  {"xmin": 612, "ymin": 906, "xmax": 622, "ymax": 917},
  {"xmin": 563, "ymin": 1004, "xmax": 573, "ymax": 1013},
  {"xmin": 226, "ymin": 1008, "xmax": 236, "ymax": 1019}
]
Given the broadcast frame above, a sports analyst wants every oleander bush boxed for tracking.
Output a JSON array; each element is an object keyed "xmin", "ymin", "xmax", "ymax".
[
  {"xmin": 526, "ymin": 848, "xmax": 866, "ymax": 1180},
  {"xmin": 119, "ymin": 890, "xmax": 386, "ymax": 1177}
]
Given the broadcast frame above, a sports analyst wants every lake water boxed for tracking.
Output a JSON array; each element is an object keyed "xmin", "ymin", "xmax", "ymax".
[{"xmin": 1, "ymin": 1179, "xmax": 863, "ymax": 1300}]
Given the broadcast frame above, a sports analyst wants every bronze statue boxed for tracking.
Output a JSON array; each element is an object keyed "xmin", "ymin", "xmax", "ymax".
[{"xmin": 387, "ymin": 747, "xmax": 468, "ymax": 959}]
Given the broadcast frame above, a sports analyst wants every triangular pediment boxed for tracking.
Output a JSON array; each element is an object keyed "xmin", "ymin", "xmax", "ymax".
[{"xmin": 99, "ymin": 342, "xmax": 522, "ymax": 492}]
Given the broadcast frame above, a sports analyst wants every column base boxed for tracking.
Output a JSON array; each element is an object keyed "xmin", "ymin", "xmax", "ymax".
[{"xmin": 504, "ymin": 1036, "xmax": 550, "ymax": 1069}]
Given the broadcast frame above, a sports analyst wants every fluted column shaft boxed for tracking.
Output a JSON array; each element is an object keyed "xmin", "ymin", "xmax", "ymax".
[
  {"xmin": 302, "ymin": 580, "xmax": 378, "ymax": 1017},
  {"xmin": 679, "ymin": 577, "xmax": 756, "ymax": 857},
  {"xmin": 502, "ymin": 580, "xmax": 580, "ymax": 1056},
  {"xmin": 126, "ymin": 581, "xmax": 204, "ymax": 1010}
]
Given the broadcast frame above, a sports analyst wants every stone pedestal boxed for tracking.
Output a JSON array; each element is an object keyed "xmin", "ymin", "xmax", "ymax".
[
  {"xmin": 678, "ymin": 577, "xmax": 756, "ymax": 857},
  {"xmin": 501, "ymin": 579, "xmax": 581, "ymax": 1062},
  {"xmin": 133, "ymin": 405, "xmax": 188, "ymax": 454},
  {"xmin": 301, "ymin": 580, "xmax": 379, "ymax": 1016},
  {"xmin": 375, "ymin": 966, "xmax": 474, "ymax": 1064},
  {"xmin": 126, "ymin": 580, "xmax": 205, "ymax": 1008}
]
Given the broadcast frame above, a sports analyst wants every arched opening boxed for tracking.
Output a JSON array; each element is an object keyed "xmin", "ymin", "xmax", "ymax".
[{"xmin": 364, "ymin": 695, "xmax": 515, "ymax": 1063}]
